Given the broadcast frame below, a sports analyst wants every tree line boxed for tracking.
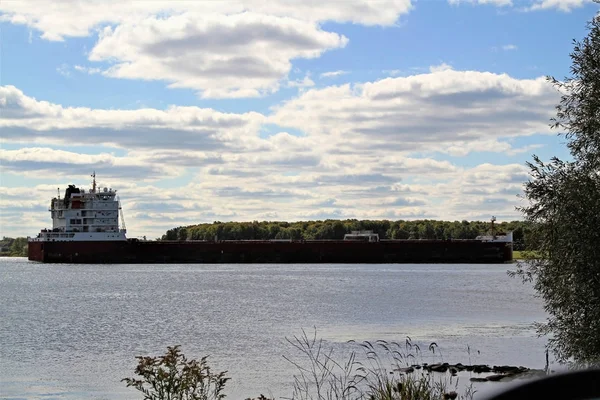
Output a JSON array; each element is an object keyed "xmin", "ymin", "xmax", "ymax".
[
  {"xmin": 0, "ymin": 237, "xmax": 28, "ymax": 257},
  {"xmin": 161, "ymin": 219, "xmax": 536, "ymax": 250}
]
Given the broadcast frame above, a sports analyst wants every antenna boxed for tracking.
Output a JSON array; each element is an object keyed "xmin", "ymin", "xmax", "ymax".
[{"xmin": 91, "ymin": 171, "xmax": 96, "ymax": 193}]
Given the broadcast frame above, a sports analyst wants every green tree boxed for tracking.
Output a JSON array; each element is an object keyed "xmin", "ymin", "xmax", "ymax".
[
  {"xmin": 396, "ymin": 222, "xmax": 410, "ymax": 239},
  {"xmin": 514, "ymin": 10, "xmax": 600, "ymax": 364},
  {"xmin": 10, "ymin": 237, "xmax": 28, "ymax": 256},
  {"xmin": 162, "ymin": 219, "xmax": 535, "ymax": 246},
  {"xmin": 331, "ymin": 220, "xmax": 346, "ymax": 239},
  {"xmin": 177, "ymin": 228, "xmax": 188, "ymax": 241}
]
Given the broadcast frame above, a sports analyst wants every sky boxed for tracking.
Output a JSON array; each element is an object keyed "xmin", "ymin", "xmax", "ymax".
[{"xmin": 1, "ymin": 0, "xmax": 598, "ymax": 239}]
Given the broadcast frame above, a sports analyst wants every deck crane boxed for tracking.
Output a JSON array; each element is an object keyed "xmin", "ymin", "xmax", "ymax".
[{"xmin": 117, "ymin": 196, "xmax": 127, "ymax": 233}]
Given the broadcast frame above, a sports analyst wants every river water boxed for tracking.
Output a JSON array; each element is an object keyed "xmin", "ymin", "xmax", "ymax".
[{"xmin": 0, "ymin": 257, "xmax": 548, "ymax": 399}]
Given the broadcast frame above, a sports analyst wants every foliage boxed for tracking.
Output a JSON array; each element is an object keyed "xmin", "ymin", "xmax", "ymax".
[
  {"xmin": 513, "ymin": 9, "xmax": 600, "ymax": 364},
  {"xmin": 512, "ymin": 250, "xmax": 542, "ymax": 260},
  {"xmin": 162, "ymin": 219, "xmax": 535, "ymax": 250},
  {"xmin": 122, "ymin": 345, "xmax": 230, "ymax": 400},
  {"xmin": 548, "ymin": 8, "xmax": 600, "ymax": 168},
  {"xmin": 283, "ymin": 329, "xmax": 474, "ymax": 400},
  {"xmin": 515, "ymin": 157, "xmax": 600, "ymax": 363},
  {"xmin": 0, "ymin": 236, "xmax": 28, "ymax": 257}
]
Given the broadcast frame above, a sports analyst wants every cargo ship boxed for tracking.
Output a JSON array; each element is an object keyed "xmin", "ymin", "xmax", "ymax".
[{"xmin": 28, "ymin": 175, "xmax": 513, "ymax": 264}]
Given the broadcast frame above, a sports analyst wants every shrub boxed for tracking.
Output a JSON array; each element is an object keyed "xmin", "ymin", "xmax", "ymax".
[{"xmin": 122, "ymin": 345, "xmax": 230, "ymax": 400}]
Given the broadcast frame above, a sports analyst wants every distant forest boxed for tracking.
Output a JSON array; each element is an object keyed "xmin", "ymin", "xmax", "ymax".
[
  {"xmin": 0, "ymin": 237, "xmax": 28, "ymax": 257},
  {"xmin": 162, "ymin": 219, "xmax": 535, "ymax": 250}
]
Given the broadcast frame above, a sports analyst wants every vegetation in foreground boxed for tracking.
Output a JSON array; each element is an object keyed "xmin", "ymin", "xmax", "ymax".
[
  {"xmin": 122, "ymin": 345, "xmax": 229, "ymax": 400},
  {"xmin": 282, "ymin": 331, "xmax": 476, "ymax": 400},
  {"xmin": 124, "ymin": 333, "xmax": 506, "ymax": 400},
  {"xmin": 512, "ymin": 8, "xmax": 600, "ymax": 365}
]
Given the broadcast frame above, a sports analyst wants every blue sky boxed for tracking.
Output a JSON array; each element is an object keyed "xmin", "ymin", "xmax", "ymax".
[{"xmin": 1, "ymin": 0, "xmax": 598, "ymax": 238}]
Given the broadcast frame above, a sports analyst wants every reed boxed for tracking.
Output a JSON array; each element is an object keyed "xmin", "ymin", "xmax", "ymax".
[
  {"xmin": 282, "ymin": 329, "xmax": 475, "ymax": 400},
  {"xmin": 123, "ymin": 333, "xmax": 481, "ymax": 400}
]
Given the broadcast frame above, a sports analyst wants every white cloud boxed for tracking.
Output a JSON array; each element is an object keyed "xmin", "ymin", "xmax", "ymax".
[
  {"xmin": 287, "ymin": 73, "xmax": 316, "ymax": 89},
  {"xmin": 56, "ymin": 63, "xmax": 70, "ymax": 77},
  {"xmin": 448, "ymin": 0, "xmax": 513, "ymax": 7},
  {"xmin": 491, "ymin": 44, "xmax": 518, "ymax": 52},
  {"xmin": 449, "ymin": 0, "xmax": 593, "ymax": 10},
  {"xmin": 269, "ymin": 68, "xmax": 558, "ymax": 155},
  {"xmin": 0, "ymin": 147, "xmax": 183, "ymax": 180},
  {"xmin": 1, "ymin": 158, "xmax": 532, "ymax": 238},
  {"xmin": 320, "ymin": 70, "xmax": 349, "ymax": 78},
  {"xmin": 0, "ymin": 1, "xmax": 413, "ymax": 41},
  {"xmin": 1, "ymin": 70, "xmax": 557, "ymax": 237},
  {"xmin": 74, "ymin": 65, "xmax": 102, "ymax": 75},
  {"xmin": 0, "ymin": 1, "xmax": 411, "ymax": 98},
  {"xmin": 506, "ymin": 143, "xmax": 545, "ymax": 155},
  {"xmin": 528, "ymin": 0, "xmax": 592, "ymax": 11},
  {"xmin": 429, "ymin": 62, "xmax": 453, "ymax": 73},
  {"xmin": 1, "ymin": 65, "xmax": 557, "ymax": 159},
  {"xmin": 383, "ymin": 69, "xmax": 404, "ymax": 77},
  {"xmin": 0, "ymin": 0, "xmax": 577, "ymax": 239},
  {"xmin": 89, "ymin": 12, "xmax": 348, "ymax": 98},
  {"xmin": 0, "ymin": 85, "xmax": 266, "ymax": 149}
]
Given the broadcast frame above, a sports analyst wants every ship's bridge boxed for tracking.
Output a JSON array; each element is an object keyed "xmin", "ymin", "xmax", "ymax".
[{"xmin": 30, "ymin": 175, "xmax": 127, "ymax": 242}]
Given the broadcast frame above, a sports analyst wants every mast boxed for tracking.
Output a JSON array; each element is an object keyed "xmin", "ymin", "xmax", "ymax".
[
  {"xmin": 490, "ymin": 216, "xmax": 496, "ymax": 239},
  {"xmin": 91, "ymin": 171, "xmax": 96, "ymax": 193}
]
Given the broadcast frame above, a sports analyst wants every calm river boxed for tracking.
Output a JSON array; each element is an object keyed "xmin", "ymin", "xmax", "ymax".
[{"xmin": 0, "ymin": 257, "xmax": 548, "ymax": 399}]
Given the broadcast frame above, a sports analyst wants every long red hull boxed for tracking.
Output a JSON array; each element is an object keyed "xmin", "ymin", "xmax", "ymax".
[{"xmin": 28, "ymin": 239, "xmax": 512, "ymax": 263}]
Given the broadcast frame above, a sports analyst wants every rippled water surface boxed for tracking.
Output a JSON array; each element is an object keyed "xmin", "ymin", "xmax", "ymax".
[{"xmin": 0, "ymin": 257, "xmax": 547, "ymax": 399}]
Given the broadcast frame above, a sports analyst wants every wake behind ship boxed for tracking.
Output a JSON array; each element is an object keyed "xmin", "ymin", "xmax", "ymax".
[{"xmin": 28, "ymin": 175, "xmax": 513, "ymax": 264}]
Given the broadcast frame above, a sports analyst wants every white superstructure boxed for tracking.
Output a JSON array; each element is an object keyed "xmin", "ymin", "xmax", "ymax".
[
  {"xmin": 344, "ymin": 230, "xmax": 380, "ymax": 242},
  {"xmin": 30, "ymin": 173, "xmax": 127, "ymax": 242},
  {"xmin": 475, "ymin": 231, "xmax": 513, "ymax": 243},
  {"xmin": 475, "ymin": 216, "xmax": 513, "ymax": 244}
]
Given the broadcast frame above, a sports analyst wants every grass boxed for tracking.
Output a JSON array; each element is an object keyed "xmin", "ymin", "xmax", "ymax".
[
  {"xmin": 127, "ymin": 331, "xmax": 552, "ymax": 400},
  {"xmin": 513, "ymin": 250, "xmax": 543, "ymax": 260},
  {"xmin": 283, "ymin": 330, "xmax": 475, "ymax": 400},
  {"xmin": 124, "ymin": 333, "xmax": 478, "ymax": 400}
]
